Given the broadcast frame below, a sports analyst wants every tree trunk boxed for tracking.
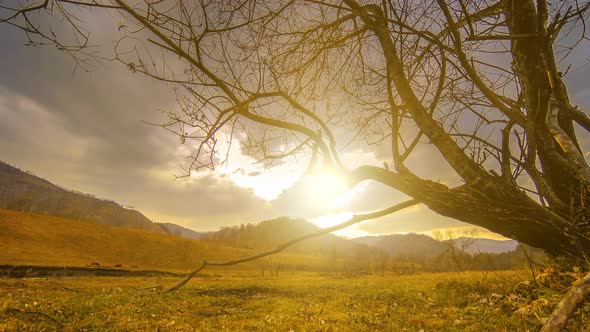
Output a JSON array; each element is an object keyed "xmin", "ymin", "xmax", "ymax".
[{"xmin": 353, "ymin": 166, "xmax": 590, "ymax": 263}]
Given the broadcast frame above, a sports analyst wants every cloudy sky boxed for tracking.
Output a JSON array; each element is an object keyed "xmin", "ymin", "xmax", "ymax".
[{"xmin": 1, "ymin": 4, "xmax": 589, "ymax": 239}]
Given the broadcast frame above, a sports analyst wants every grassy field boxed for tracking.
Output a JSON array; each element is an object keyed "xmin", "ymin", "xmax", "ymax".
[
  {"xmin": 0, "ymin": 208, "xmax": 237, "ymax": 270},
  {"xmin": 1, "ymin": 270, "xmax": 588, "ymax": 331},
  {"xmin": 1, "ymin": 209, "xmax": 588, "ymax": 331},
  {"xmin": 0, "ymin": 209, "xmax": 326, "ymax": 273}
]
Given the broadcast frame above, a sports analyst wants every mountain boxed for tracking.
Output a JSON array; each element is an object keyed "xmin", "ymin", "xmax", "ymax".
[
  {"xmin": 356, "ymin": 234, "xmax": 520, "ymax": 258},
  {"xmin": 157, "ymin": 222, "xmax": 214, "ymax": 239},
  {"xmin": 354, "ymin": 233, "xmax": 446, "ymax": 259},
  {"xmin": 452, "ymin": 237, "xmax": 519, "ymax": 254},
  {"xmin": 0, "ymin": 208, "xmax": 248, "ymax": 271},
  {"xmin": 0, "ymin": 161, "xmax": 163, "ymax": 233},
  {"xmin": 210, "ymin": 217, "xmax": 366, "ymax": 256},
  {"xmin": 0, "ymin": 208, "xmax": 346, "ymax": 273}
]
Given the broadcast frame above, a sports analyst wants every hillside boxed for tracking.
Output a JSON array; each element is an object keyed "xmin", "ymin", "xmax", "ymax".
[
  {"xmin": 0, "ymin": 161, "xmax": 163, "ymax": 233},
  {"xmin": 0, "ymin": 209, "xmax": 334, "ymax": 272},
  {"xmin": 354, "ymin": 234, "xmax": 521, "ymax": 258},
  {"xmin": 0, "ymin": 208, "xmax": 243, "ymax": 271},
  {"xmin": 453, "ymin": 237, "xmax": 519, "ymax": 254},
  {"xmin": 209, "ymin": 218, "xmax": 523, "ymax": 259},
  {"xmin": 157, "ymin": 222, "xmax": 214, "ymax": 239},
  {"xmin": 354, "ymin": 234, "xmax": 446, "ymax": 259},
  {"xmin": 210, "ymin": 217, "xmax": 368, "ymax": 256}
]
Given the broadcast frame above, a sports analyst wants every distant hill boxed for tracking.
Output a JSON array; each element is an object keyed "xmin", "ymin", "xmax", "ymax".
[
  {"xmin": 0, "ymin": 206, "xmax": 537, "ymax": 273},
  {"xmin": 0, "ymin": 208, "xmax": 331, "ymax": 272},
  {"xmin": 355, "ymin": 233, "xmax": 520, "ymax": 257},
  {"xmin": 354, "ymin": 234, "xmax": 446, "ymax": 259},
  {"xmin": 158, "ymin": 222, "xmax": 214, "ymax": 239},
  {"xmin": 210, "ymin": 217, "xmax": 367, "ymax": 256},
  {"xmin": 0, "ymin": 161, "xmax": 163, "ymax": 233},
  {"xmin": 451, "ymin": 237, "xmax": 519, "ymax": 254},
  {"xmin": 0, "ymin": 208, "xmax": 249, "ymax": 271},
  {"xmin": 209, "ymin": 219, "xmax": 520, "ymax": 258}
]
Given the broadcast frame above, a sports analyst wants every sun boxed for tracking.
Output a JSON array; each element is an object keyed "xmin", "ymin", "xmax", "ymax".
[
  {"xmin": 304, "ymin": 171, "xmax": 349, "ymax": 207},
  {"xmin": 312, "ymin": 212, "xmax": 352, "ymax": 228},
  {"xmin": 311, "ymin": 212, "xmax": 370, "ymax": 238}
]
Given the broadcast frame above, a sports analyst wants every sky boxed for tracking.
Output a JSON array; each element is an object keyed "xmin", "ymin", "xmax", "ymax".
[{"xmin": 1, "ymin": 4, "xmax": 589, "ymax": 240}]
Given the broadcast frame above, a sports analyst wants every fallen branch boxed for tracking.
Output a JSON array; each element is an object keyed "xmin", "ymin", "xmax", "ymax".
[
  {"xmin": 541, "ymin": 271, "xmax": 590, "ymax": 332},
  {"xmin": 166, "ymin": 199, "xmax": 419, "ymax": 292},
  {"xmin": 54, "ymin": 279, "xmax": 85, "ymax": 293},
  {"xmin": 4, "ymin": 308, "xmax": 63, "ymax": 327}
]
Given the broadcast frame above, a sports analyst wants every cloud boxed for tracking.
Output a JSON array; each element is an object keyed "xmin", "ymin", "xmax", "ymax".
[
  {"xmin": 356, "ymin": 204, "xmax": 466, "ymax": 235},
  {"xmin": 3, "ymin": 8, "xmax": 589, "ymax": 240},
  {"xmin": 0, "ymin": 84, "xmax": 471, "ymax": 235},
  {"xmin": 120, "ymin": 172, "xmax": 272, "ymax": 230},
  {"xmin": 0, "ymin": 88, "xmax": 99, "ymax": 179},
  {"xmin": 0, "ymin": 28, "xmax": 275, "ymax": 231}
]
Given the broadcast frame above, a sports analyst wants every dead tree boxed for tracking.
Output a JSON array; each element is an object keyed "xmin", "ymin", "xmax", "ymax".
[
  {"xmin": 3, "ymin": 0, "xmax": 590, "ymax": 327},
  {"xmin": 434, "ymin": 229, "xmax": 479, "ymax": 271},
  {"xmin": 3, "ymin": 0, "xmax": 588, "ymax": 262},
  {"xmin": 374, "ymin": 250, "xmax": 389, "ymax": 276}
]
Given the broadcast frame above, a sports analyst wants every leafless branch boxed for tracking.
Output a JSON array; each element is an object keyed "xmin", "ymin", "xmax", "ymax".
[{"xmin": 166, "ymin": 198, "xmax": 419, "ymax": 292}]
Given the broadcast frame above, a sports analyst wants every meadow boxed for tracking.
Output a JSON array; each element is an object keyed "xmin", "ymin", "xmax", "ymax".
[
  {"xmin": 1, "ymin": 210, "xmax": 589, "ymax": 331},
  {"xmin": 1, "ymin": 270, "xmax": 588, "ymax": 331},
  {"xmin": 0, "ymin": 209, "xmax": 323, "ymax": 273}
]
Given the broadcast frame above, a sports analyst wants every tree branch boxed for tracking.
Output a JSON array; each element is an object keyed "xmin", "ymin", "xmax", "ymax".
[
  {"xmin": 546, "ymin": 96, "xmax": 590, "ymax": 184},
  {"xmin": 166, "ymin": 198, "xmax": 419, "ymax": 292},
  {"xmin": 541, "ymin": 271, "xmax": 590, "ymax": 332}
]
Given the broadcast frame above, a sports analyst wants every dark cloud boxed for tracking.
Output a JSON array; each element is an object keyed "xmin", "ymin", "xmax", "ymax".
[
  {"xmin": 0, "ymin": 21, "xmax": 274, "ymax": 231},
  {"xmin": 0, "ymin": 23, "xmax": 177, "ymax": 171}
]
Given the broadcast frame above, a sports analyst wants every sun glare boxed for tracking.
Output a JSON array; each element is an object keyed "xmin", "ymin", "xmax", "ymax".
[
  {"xmin": 305, "ymin": 171, "xmax": 350, "ymax": 207},
  {"xmin": 207, "ymin": 135, "xmax": 306, "ymax": 201},
  {"xmin": 312, "ymin": 212, "xmax": 370, "ymax": 238},
  {"xmin": 312, "ymin": 212, "xmax": 353, "ymax": 228}
]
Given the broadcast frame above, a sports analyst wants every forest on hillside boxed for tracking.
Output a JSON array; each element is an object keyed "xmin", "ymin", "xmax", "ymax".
[{"xmin": 210, "ymin": 218, "xmax": 548, "ymax": 275}]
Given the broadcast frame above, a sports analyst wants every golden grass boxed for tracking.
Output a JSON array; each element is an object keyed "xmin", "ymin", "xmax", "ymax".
[
  {"xmin": 1, "ymin": 271, "xmax": 587, "ymax": 331},
  {"xmin": 1, "ymin": 209, "xmax": 588, "ymax": 331},
  {"xmin": 0, "ymin": 208, "xmax": 244, "ymax": 271},
  {"xmin": 0, "ymin": 209, "xmax": 328, "ymax": 272}
]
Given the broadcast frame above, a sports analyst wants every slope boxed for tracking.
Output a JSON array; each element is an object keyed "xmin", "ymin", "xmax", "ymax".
[
  {"xmin": 354, "ymin": 233, "xmax": 447, "ymax": 259},
  {"xmin": 452, "ymin": 237, "xmax": 519, "ymax": 254},
  {"xmin": 157, "ymin": 222, "xmax": 214, "ymax": 239},
  {"xmin": 0, "ymin": 208, "xmax": 250, "ymax": 271},
  {"xmin": 0, "ymin": 161, "xmax": 163, "ymax": 233},
  {"xmin": 210, "ymin": 217, "xmax": 367, "ymax": 256}
]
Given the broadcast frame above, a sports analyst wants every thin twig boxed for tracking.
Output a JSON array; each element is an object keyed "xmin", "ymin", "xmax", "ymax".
[
  {"xmin": 54, "ymin": 279, "xmax": 85, "ymax": 293},
  {"xmin": 518, "ymin": 242, "xmax": 538, "ymax": 285},
  {"xmin": 166, "ymin": 199, "xmax": 419, "ymax": 292},
  {"xmin": 4, "ymin": 308, "xmax": 63, "ymax": 327}
]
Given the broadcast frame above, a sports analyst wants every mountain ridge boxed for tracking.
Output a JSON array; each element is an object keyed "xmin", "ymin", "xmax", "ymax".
[
  {"xmin": 157, "ymin": 222, "xmax": 215, "ymax": 239},
  {"xmin": 0, "ymin": 161, "xmax": 163, "ymax": 233},
  {"xmin": 0, "ymin": 161, "xmax": 521, "ymax": 257},
  {"xmin": 451, "ymin": 237, "xmax": 519, "ymax": 254}
]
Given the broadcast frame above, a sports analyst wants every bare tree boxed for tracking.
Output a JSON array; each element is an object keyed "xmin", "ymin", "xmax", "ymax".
[
  {"xmin": 374, "ymin": 249, "xmax": 389, "ymax": 276},
  {"xmin": 3, "ymin": 1, "xmax": 590, "ymax": 327},
  {"xmin": 3, "ymin": 0, "xmax": 589, "ymax": 259},
  {"xmin": 433, "ymin": 229, "xmax": 479, "ymax": 271}
]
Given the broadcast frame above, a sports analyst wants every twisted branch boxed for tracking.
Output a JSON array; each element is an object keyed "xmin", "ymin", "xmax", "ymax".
[
  {"xmin": 541, "ymin": 271, "xmax": 590, "ymax": 332},
  {"xmin": 166, "ymin": 198, "xmax": 419, "ymax": 292}
]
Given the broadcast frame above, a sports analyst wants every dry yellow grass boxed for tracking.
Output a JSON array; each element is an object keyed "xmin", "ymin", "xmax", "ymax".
[
  {"xmin": 0, "ymin": 209, "xmax": 326, "ymax": 273},
  {"xmin": 0, "ymin": 208, "xmax": 244, "ymax": 271},
  {"xmin": 1, "ymin": 209, "xmax": 589, "ymax": 331},
  {"xmin": 1, "ymin": 271, "xmax": 588, "ymax": 331}
]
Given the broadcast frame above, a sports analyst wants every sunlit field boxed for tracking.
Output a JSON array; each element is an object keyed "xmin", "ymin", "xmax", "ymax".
[
  {"xmin": 1, "ymin": 270, "xmax": 588, "ymax": 331},
  {"xmin": 2, "ymin": 0, "xmax": 590, "ymax": 330}
]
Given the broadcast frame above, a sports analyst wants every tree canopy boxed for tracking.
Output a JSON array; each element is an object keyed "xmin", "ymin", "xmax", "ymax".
[{"xmin": 2, "ymin": 0, "xmax": 590, "ymax": 262}]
